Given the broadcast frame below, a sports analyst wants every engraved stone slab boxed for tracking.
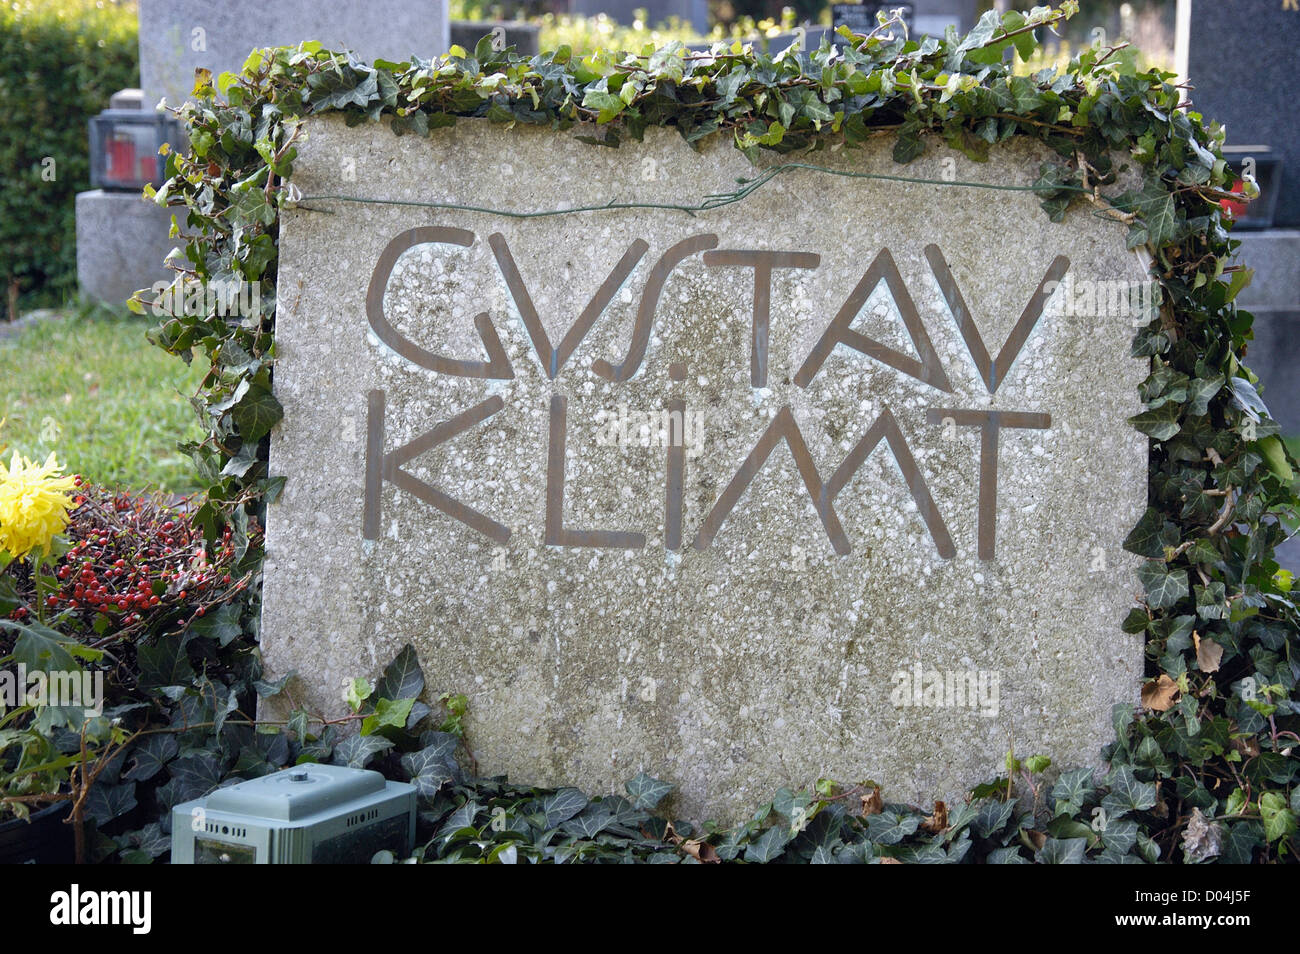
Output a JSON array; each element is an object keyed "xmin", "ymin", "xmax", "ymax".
[{"xmin": 266, "ymin": 115, "xmax": 1149, "ymax": 820}]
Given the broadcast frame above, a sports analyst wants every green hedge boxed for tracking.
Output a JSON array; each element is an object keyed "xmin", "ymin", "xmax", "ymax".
[{"xmin": 0, "ymin": 0, "xmax": 138, "ymax": 319}]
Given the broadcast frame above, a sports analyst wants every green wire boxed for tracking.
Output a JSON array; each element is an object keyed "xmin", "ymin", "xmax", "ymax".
[{"xmin": 294, "ymin": 160, "xmax": 1093, "ymax": 220}]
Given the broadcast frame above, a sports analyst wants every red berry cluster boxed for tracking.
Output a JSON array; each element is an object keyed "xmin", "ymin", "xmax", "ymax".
[{"xmin": 6, "ymin": 484, "xmax": 259, "ymax": 641}]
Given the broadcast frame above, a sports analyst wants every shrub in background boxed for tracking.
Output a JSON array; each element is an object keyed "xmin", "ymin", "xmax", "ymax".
[{"xmin": 0, "ymin": 0, "xmax": 138, "ymax": 320}]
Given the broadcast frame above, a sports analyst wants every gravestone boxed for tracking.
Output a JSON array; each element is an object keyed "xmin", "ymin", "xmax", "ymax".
[
  {"xmin": 1178, "ymin": 0, "xmax": 1300, "ymax": 571},
  {"xmin": 1179, "ymin": 0, "xmax": 1300, "ymax": 228},
  {"xmin": 449, "ymin": 21, "xmax": 541, "ymax": 57},
  {"xmin": 569, "ymin": 0, "xmax": 708, "ymax": 34},
  {"xmin": 833, "ymin": 1, "xmax": 976, "ymax": 42},
  {"xmin": 264, "ymin": 117, "xmax": 1150, "ymax": 820},
  {"xmin": 138, "ymin": 0, "xmax": 451, "ymax": 111},
  {"xmin": 910, "ymin": 0, "xmax": 978, "ymax": 37},
  {"xmin": 81, "ymin": 0, "xmax": 452, "ymax": 304},
  {"xmin": 832, "ymin": 3, "xmax": 908, "ymax": 36}
]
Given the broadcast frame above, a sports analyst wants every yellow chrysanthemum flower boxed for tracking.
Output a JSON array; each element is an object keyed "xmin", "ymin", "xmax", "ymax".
[{"xmin": 0, "ymin": 451, "xmax": 77, "ymax": 559}]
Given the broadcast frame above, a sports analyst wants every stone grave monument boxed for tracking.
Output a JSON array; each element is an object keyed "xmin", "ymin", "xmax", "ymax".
[{"xmin": 262, "ymin": 116, "xmax": 1151, "ymax": 820}]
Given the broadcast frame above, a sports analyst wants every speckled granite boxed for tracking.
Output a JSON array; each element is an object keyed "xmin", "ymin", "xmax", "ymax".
[{"xmin": 264, "ymin": 115, "xmax": 1149, "ymax": 821}]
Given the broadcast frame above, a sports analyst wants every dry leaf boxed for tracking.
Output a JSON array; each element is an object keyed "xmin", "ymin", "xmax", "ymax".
[
  {"xmin": 879, "ymin": 857, "xmax": 903, "ymax": 864},
  {"xmin": 1193, "ymin": 631, "xmax": 1223, "ymax": 674},
  {"xmin": 1024, "ymin": 829, "xmax": 1047, "ymax": 851},
  {"xmin": 681, "ymin": 839, "xmax": 720, "ymax": 863},
  {"xmin": 1141, "ymin": 673, "xmax": 1179, "ymax": 711},
  {"xmin": 861, "ymin": 787, "xmax": 884, "ymax": 816},
  {"xmin": 1181, "ymin": 808, "xmax": 1223, "ymax": 863},
  {"xmin": 920, "ymin": 800, "xmax": 948, "ymax": 834}
]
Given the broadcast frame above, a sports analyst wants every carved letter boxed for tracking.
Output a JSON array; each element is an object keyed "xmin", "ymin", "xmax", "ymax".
[
  {"xmin": 823, "ymin": 406, "xmax": 955, "ymax": 559},
  {"xmin": 546, "ymin": 394, "xmax": 646, "ymax": 549},
  {"xmin": 795, "ymin": 248, "xmax": 952, "ymax": 393},
  {"xmin": 924, "ymin": 244, "xmax": 1069, "ymax": 394},
  {"xmin": 366, "ymin": 227, "xmax": 514, "ymax": 379},
  {"xmin": 703, "ymin": 250, "xmax": 820, "ymax": 387},
  {"xmin": 491, "ymin": 233, "xmax": 649, "ymax": 378},
  {"xmin": 594, "ymin": 234, "xmax": 719, "ymax": 382},
  {"xmin": 665, "ymin": 398, "xmax": 686, "ymax": 551},
  {"xmin": 364, "ymin": 390, "xmax": 510, "ymax": 544},
  {"xmin": 693, "ymin": 406, "xmax": 848, "ymax": 554},
  {"xmin": 925, "ymin": 408, "xmax": 1051, "ymax": 560}
]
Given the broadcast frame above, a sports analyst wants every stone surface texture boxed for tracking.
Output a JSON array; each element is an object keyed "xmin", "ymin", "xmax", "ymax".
[
  {"xmin": 75, "ymin": 189, "xmax": 178, "ymax": 308},
  {"xmin": 266, "ymin": 115, "xmax": 1149, "ymax": 821}
]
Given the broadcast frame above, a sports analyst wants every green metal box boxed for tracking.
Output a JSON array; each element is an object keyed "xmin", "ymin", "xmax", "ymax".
[{"xmin": 172, "ymin": 764, "xmax": 416, "ymax": 864}]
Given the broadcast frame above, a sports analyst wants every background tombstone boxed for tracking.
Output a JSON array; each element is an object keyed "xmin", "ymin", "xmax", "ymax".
[
  {"xmin": 139, "ymin": 0, "xmax": 451, "ymax": 111},
  {"xmin": 828, "ymin": 0, "xmax": 975, "ymax": 51},
  {"xmin": 569, "ymin": 0, "xmax": 709, "ymax": 34},
  {"xmin": 1177, "ymin": 0, "xmax": 1300, "ymax": 568},
  {"xmin": 264, "ymin": 117, "xmax": 1150, "ymax": 820},
  {"xmin": 79, "ymin": 0, "xmax": 453, "ymax": 307},
  {"xmin": 449, "ymin": 21, "xmax": 541, "ymax": 56},
  {"xmin": 911, "ymin": 0, "xmax": 977, "ymax": 37},
  {"xmin": 1178, "ymin": 0, "xmax": 1299, "ymax": 229}
]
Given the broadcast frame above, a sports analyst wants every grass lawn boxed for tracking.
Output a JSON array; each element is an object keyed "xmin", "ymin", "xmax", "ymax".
[{"xmin": 0, "ymin": 307, "xmax": 208, "ymax": 493}]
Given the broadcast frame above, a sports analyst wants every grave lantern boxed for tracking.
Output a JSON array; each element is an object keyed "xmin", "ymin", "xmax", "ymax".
[
  {"xmin": 1220, "ymin": 146, "xmax": 1283, "ymax": 230},
  {"xmin": 88, "ymin": 109, "xmax": 179, "ymax": 191}
]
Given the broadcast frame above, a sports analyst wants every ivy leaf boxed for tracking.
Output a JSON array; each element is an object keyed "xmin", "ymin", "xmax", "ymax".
[
  {"xmin": 1258, "ymin": 435, "xmax": 1295, "ymax": 483},
  {"xmin": 972, "ymin": 798, "xmax": 1015, "ymax": 838},
  {"xmin": 1228, "ymin": 376, "xmax": 1269, "ymax": 423},
  {"xmin": 214, "ymin": 686, "xmax": 242, "ymax": 735},
  {"xmin": 253, "ymin": 671, "xmax": 294, "ymax": 699},
  {"xmin": 1186, "ymin": 375, "xmax": 1224, "ymax": 417},
  {"xmin": 1137, "ymin": 562, "xmax": 1188, "ymax": 610},
  {"xmin": 744, "ymin": 825, "xmax": 790, "ymax": 862},
  {"xmin": 374, "ymin": 644, "xmax": 425, "ymax": 703},
  {"xmin": 332, "ymin": 733, "xmax": 394, "ymax": 769},
  {"xmin": 1259, "ymin": 792, "xmax": 1297, "ymax": 843},
  {"xmin": 1123, "ymin": 508, "xmax": 1180, "ymax": 557},
  {"xmin": 125, "ymin": 822, "xmax": 172, "ymax": 858},
  {"xmin": 123, "ymin": 734, "xmax": 179, "ymax": 782},
  {"xmin": 186, "ymin": 602, "xmax": 243, "ymax": 647},
  {"xmin": 1116, "ymin": 179, "xmax": 1177, "ymax": 246},
  {"xmin": 892, "ymin": 118, "xmax": 925, "ymax": 163},
  {"xmin": 1221, "ymin": 820, "xmax": 1264, "ymax": 864},
  {"xmin": 6, "ymin": 620, "xmax": 102, "ymax": 673},
  {"xmin": 987, "ymin": 846, "xmax": 1030, "ymax": 864},
  {"xmin": 360, "ymin": 697, "xmax": 414, "ymax": 736},
  {"xmin": 400, "ymin": 743, "xmax": 458, "ymax": 800},
  {"xmin": 562, "ymin": 803, "xmax": 618, "ymax": 839},
  {"xmin": 894, "ymin": 841, "xmax": 950, "ymax": 863},
  {"xmin": 1101, "ymin": 766, "xmax": 1158, "ymax": 817},
  {"xmin": 1037, "ymin": 837, "xmax": 1086, "ymax": 864},
  {"xmin": 1050, "ymin": 767, "xmax": 1097, "ymax": 816},
  {"xmin": 581, "ymin": 89, "xmax": 625, "ymax": 123},
  {"xmin": 85, "ymin": 781, "xmax": 138, "ymax": 827},
  {"xmin": 231, "ymin": 383, "xmax": 283, "ymax": 442},
  {"xmin": 1006, "ymin": 75, "xmax": 1044, "ymax": 113},
  {"xmin": 865, "ymin": 810, "xmax": 920, "ymax": 845},
  {"xmin": 169, "ymin": 752, "xmax": 226, "ymax": 802},
  {"xmin": 954, "ymin": 9, "xmax": 999, "ymax": 54},
  {"xmin": 625, "ymin": 772, "xmax": 673, "ymax": 811},
  {"xmin": 1128, "ymin": 403, "xmax": 1181, "ymax": 441},
  {"xmin": 137, "ymin": 632, "xmax": 195, "ymax": 689},
  {"xmin": 540, "ymin": 788, "xmax": 589, "ymax": 828}
]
